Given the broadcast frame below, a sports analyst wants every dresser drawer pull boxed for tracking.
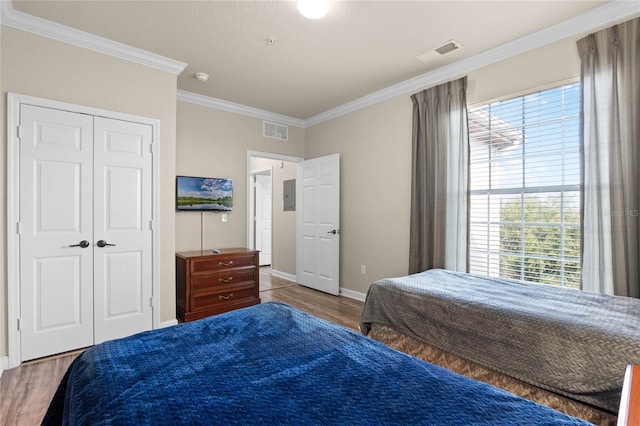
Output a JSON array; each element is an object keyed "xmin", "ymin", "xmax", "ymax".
[
  {"xmin": 219, "ymin": 277, "xmax": 233, "ymax": 283},
  {"xmin": 218, "ymin": 293, "xmax": 234, "ymax": 300},
  {"xmin": 218, "ymin": 261, "xmax": 234, "ymax": 267}
]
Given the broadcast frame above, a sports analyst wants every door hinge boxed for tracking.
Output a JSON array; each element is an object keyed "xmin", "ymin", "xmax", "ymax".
[
  {"xmin": 149, "ymin": 297, "xmax": 155, "ymax": 308},
  {"xmin": 149, "ymin": 219, "xmax": 156, "ymax": 230},
  {"xmin": 149, "ymin": 143, "xmax": 155, "ymax": 154},
  {"xmin": 16, "ymin": 222, "xmax": 22, "ymax": 235},
  {"xmin": 17, "ymin": 125, "xmax": 23, "ymax": 139},
  {"xmin": 17, "ymin": 317, "xmax": 21, "ymax": 331}
]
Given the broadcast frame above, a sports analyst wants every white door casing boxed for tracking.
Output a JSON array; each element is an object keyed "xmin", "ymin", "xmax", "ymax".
[
  {"xmin": 19, "ymin": 105, "xmax": 95, "ymax": 361},
  {"xmin": 93, "ymin": 117, "xmax": 153, "ymax": 344},
  {"xmin": 8, "ymin": 93, "xmax": 159, "ymax": 366},
  {"xmin": 255, "ymin": 173, "xmax": 272, "ymax": 266},
  {"xmin": 296, "ymin": 154, "xmax": 340, "ymax": 295}
]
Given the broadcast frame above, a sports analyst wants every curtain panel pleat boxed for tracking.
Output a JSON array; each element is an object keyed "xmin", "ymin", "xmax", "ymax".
[
  {"xmin": 578, "ymin": 17, "xmax": 639, "ymax": 298},
  {"xmin": 409, "ymin": 77, "xmax": 469, "ymax": 274}
]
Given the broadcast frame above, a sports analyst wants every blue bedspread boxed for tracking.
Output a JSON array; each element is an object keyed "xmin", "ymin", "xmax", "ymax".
[{"xmin": 42, "ymin": 302, "xmax": 591, "ymax": 425}]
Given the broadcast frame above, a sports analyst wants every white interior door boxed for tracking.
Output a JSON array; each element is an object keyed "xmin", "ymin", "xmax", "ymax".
[
  {"xmin": 19, "ymin": 105, "xmax": 95, "ymax": 361},
  {"xmin": 93, "ymin": 117, "xmax": 153, "ymax": 344},
  {"xmin": 255, "ymin": 173, "xmax": 272, "ymax": 266},
  {"xmin": 296, "ymin": 154, "xmax": 340, "ymax": 295}
]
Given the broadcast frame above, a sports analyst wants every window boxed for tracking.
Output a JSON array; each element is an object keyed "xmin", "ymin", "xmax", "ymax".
[{"xmin": 468, "ymin": 83, "xmax": 581, "ymax": 288}]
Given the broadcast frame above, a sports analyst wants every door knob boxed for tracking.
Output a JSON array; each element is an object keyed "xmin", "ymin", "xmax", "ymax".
[
  {"xmin": 327, "ymin": 229, "xmax": 340, "ymax": 235},
  {"xmin": 69, "ymin": 240, "xmax": 90, "ymax": 248},
  {"xmin": 97, "ymin": 240, "xmax": 116, "ymax": 248}
]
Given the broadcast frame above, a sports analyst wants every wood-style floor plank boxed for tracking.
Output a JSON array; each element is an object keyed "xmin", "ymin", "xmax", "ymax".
[
  {"xmin": 0, "ymin": 270, "xmax": 364, "ymax": 426},
  {"xmin": 0, "ymin": 351, "xmax": 81, "ymax": 426}
]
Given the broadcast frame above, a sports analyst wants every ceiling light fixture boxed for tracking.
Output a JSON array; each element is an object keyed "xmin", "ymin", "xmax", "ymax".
[
  {"xmin": 194, "ymin": 72, "xmax": 209, "ymax": 82},
  {"xmin": 297, "ymin": 0, "xmax": 329, "ymax": 19}
]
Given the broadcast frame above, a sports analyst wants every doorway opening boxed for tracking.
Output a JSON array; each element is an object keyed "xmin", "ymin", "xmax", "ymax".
[{"xmin": 247, "ymin": 151, "xmax": 302, "ymax": 284}]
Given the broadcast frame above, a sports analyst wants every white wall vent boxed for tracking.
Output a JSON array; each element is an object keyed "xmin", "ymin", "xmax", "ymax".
[
  {"xmin": 435, "ymin": 40, "xmax": 463, "ymax": 55},
  {"xmin": 263, "ymin": 121, "xmax": 288, "ymax": 141},
  {"xmin": 416, "ymin": 39, "xmax": 464, "ymax": 64}
]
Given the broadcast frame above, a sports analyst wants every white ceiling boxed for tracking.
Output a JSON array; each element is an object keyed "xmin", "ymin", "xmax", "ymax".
[{"xmin": 7, "ymin": 1, "xmax": 636, "ymax": 120}]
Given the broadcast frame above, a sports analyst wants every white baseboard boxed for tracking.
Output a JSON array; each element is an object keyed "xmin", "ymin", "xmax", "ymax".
[
  {"xmin": 271, "ymin": 269, "xmax": 297, "ymax": 282},
  {"xmin": 159, "ymin": 319, "xmax": 178, "ymax": 328},
  {"xmin": 339, "ymin": 288, "xmax": 367, "ymax": 302},
  {"xmin": 0, "ymin": 356, "xmax": 8, "ymax": 378},
  {"xmin": 269, "ymin": 269, "xmax": 366, "ymax": 302}
]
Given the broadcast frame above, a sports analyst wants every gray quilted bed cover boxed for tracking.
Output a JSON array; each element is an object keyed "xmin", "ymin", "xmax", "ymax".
[{"xmin": 359, "ymin": 269, "xmax": 640, "ymax": 413}]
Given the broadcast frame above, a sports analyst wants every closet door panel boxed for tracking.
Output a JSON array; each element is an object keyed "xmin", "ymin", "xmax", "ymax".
[
  {"xmin": 93, "ymin": 117, "xmax": 153, "ymax": 344},
  {"xmin": 19, "ymin": 105, "xmax": 94, "ymax": 361}
]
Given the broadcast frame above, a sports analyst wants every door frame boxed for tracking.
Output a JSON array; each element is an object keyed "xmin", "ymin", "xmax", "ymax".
[{"xmin": 6, "ymin": 93, "xmax": 161, "ymax": 368}]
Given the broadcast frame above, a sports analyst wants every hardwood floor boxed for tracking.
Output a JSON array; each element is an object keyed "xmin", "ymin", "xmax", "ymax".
[
  {"xmin": 259, "ymin": 267, "xmax": 364, "ymax": 330},
  {"xmin": 0, "ymin": 269, "xmax": 364, "ymax": 426}
]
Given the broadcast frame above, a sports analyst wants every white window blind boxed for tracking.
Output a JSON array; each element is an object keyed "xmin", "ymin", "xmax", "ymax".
[{"xmin": 468, "ymin": 83, "xmax": 581, "ymax": 288}]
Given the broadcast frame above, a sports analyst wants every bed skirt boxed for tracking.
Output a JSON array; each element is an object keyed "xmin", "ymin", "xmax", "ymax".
[{"xmin": 368, "ymin": 322, "xmax": 617, "ymax": 426}]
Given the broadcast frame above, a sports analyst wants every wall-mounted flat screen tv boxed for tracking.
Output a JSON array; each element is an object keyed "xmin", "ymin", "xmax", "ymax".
[{"xmin": 176, "ymin": 176, "xmax": 233, "ymax": 211}]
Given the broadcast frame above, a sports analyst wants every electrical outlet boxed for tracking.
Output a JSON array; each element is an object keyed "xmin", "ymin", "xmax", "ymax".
[
  {"xmin": 222, "ymin": 213, "xmax": 228, "ymax": 223},
  {"xmin": 361, "ymin": 265, "xmax": 366, "ymax": 274}
]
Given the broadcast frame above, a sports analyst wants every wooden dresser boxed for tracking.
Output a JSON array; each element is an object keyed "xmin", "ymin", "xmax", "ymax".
[{"xmin": 176, "ymin": 248, "xmax": 260, "ymax": 322}]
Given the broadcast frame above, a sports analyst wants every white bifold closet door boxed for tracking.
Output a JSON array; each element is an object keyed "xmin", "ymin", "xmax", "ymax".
[{"xmin": 19, "ymin": 104, "xmax": 153, "ymax": 361}]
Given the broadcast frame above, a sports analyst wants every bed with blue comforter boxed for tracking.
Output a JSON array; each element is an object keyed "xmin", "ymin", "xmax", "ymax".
[{"xmin": 42, "ymin": 302, "xmax": 591, "ymax": 425}]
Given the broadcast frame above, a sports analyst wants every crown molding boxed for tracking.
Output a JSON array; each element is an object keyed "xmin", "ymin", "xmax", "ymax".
[
  {"xmin": 177, "ymin": 90, "xmax": 307, "ymax": 128},
  {"xmin": 304, "ymin": 1, "xmax": 640, "ymax": 127},
  {"xmin": 0, "ymin": 1, "xmax": 187, "ymax": 75}
]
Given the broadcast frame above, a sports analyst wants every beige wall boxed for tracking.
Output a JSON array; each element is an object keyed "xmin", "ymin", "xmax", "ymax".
[
  {"xmin": 305, "ymin": 36, "xmax": 582, "ymax": 295},
  {"xmin": 306, "ymin": 96, "xmax": 414, "ymax": 294},
  {"xmin": 0, "ymin": 27, "xmax": 178, "ymax": 357},
  {"xmin": 249, "ymin": 157, "xmax": 298, "ymax": 276},
  {"xmin": 175, "ymin": 101, "xmax": 305, "ymax": 260},
  {"xmin": 467, "ymin": 37, "xmax": 581, "ymax": 105}
]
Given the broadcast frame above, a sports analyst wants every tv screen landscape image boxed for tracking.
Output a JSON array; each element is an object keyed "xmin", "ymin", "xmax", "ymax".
[{"xmin": 176, "ymin": 176, "xmax": 233, "ymax": 211}]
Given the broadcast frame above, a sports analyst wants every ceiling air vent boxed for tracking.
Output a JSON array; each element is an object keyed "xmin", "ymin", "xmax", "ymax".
[
  {"xmin": 263, "ymin": 121, "xmax": 288, "ymax": 141},
  {"xmin": 416, "ymin": 39, "xmax": 464, "ymax": 64},
  {"xmin": 435, "ymin": 40, "xmax": 463, "ymax": 55}
]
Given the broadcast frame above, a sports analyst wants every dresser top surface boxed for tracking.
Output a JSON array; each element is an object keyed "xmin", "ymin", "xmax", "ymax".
[{"xmin": 176, "ymin": 248, "xmax": 258, "ymax": 259}]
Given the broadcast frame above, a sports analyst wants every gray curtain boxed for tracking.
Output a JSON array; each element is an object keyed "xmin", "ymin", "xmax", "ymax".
[
  {"xmin": 409, "ymin": 77, "xmax": 468, "ymax": 274},
  {"xmin": 578, "ymin": 17, "xmax": 639, "ymax": 298}
]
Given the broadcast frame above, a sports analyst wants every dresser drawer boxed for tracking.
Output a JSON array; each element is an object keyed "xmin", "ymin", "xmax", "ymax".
[
  {"xmin": 190, "ymin": 284, "xmax": 257, "ymax": 312},
  {"xmin": 190, "ymin": 254, "xmax": 256, "ymax": 274},
  {"xmin": 191, "ymin": 268, "xmax": 256, "ymax": 293}
]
